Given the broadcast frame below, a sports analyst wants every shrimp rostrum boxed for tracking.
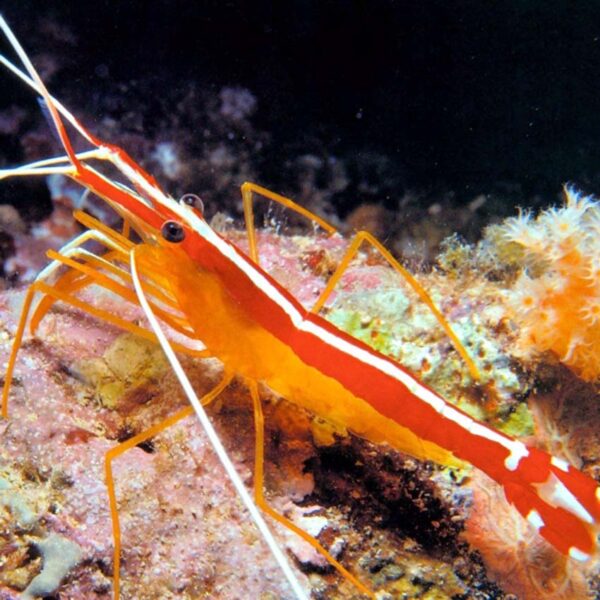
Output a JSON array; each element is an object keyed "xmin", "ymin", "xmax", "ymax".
[{"xmin": 0, "ymin": 15, "xmax": 599, "ymax": 600}]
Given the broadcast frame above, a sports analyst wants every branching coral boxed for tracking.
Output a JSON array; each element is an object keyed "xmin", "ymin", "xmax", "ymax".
[{"xmin": 500, "ymin": 186, "xmax": 600, "ymax": 381}]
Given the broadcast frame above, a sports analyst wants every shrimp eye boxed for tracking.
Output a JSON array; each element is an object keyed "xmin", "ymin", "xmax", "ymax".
[
  {"xmin": 180, "ymin": 193, "xmax": 204, "ymax": 213},
  {"xmin": 161, "ymin": 220, "xmax": 185, "ymax": 243}
]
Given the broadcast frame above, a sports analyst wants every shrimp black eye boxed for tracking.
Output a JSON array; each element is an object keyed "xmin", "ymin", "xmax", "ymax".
[
  {"xmin": 161, "ymin": 220, "xmax": 185, "ymax": 243},
  {"xmin": 179, "ymin": 193, "xmax": 204, "ymax": 213}
]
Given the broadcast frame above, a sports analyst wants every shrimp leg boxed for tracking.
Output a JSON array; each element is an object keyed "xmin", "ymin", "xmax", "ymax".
[
  {"xmin": 25, "ymin": 214, "xmax": 195, "ymax": 341},
  {"xmin": 105, "ymin": 371, "xmax": 234, "ymax": 599},
  {"xmin": 247, "ymin": 380, "xmax": 376, "ymax": 599},
  {"xmin": 43, "ymin": 249, "xmax": 196, "ymax": 338},
  {"xmin": 32, "ymin": 249, "xmax": 182, "ymax": 329},
  {"xmin": 241, "ymin": 181, "xmax": 337, "ymax": 264},
  {"xmin": 1, "ymin": 241, "xmax": 209, "ymax": 418},
  {"xmin": 240, "ymin": 182, "xmax": 480, "ymax": 382},
  {"xmin": 310, "ymin": 230, "xmax": 482, "ymax": 382}
]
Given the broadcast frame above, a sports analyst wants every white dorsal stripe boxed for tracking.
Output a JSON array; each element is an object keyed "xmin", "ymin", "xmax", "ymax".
[
  {"xmin": 551, "ymin": 456, "xmax": 571, "ymax": 472},
  {"xmin": 534, "ymin": 472, "xmax": 594, "ymax": 524},
  {"xmin": 162, "ymin": 204, "xmax": 530, "ymax": 472},
  {"xmin": 106, "ymin": 146, "xmax": 171, "ymax": 208}
]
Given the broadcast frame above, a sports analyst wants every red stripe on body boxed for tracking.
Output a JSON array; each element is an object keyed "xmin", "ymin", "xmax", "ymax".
[
  {"xmin": 74, "ymin": 166, "xmax": 164, "ymax": 229},
  {"xmin": 184, "ymin": 230, "xmax": 514, "ymax": 479}
]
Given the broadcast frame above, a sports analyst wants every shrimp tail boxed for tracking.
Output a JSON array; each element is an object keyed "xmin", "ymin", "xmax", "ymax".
[{"xmin": 503, "ymin": 446, "xmax": 599, "ymax": 561}]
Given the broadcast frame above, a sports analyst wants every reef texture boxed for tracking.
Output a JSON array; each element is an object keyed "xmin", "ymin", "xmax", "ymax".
[{"xmin": 0, "ymin": 288, "xmax": 313, "ymax": 600}]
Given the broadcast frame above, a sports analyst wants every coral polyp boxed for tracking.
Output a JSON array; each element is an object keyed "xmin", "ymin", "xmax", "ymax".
[{"xmin": 501, "ymin": 186, "xmax": 600, "ymax": 381}]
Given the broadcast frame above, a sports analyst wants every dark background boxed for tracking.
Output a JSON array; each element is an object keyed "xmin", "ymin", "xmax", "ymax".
[{"xmin": 3, "ymin": 1, "xmax": 600, "ymax": 226}]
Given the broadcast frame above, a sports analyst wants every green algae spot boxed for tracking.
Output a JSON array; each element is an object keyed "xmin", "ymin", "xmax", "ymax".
[{"xmin": 498, "ymin": 402, "xmax": 534, "ymax": 437}]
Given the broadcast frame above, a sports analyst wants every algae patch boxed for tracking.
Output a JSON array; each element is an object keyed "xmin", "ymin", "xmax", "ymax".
[
  {"xmin": 74, "ymin": 333, "xmax": 169, "ymax": 408},
  {"xmin": 22, "ymin": 534, "xmax": 82, "ymax": 599},
  {"xmin": 0, "ymin": 477, "xmax": 36, "ymax": 530}
]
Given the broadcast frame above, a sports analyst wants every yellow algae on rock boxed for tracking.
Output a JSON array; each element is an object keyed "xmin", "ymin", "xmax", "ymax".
[{"xmin": 74, "ymin": 334, "xmax": 168, "ymax": 408}]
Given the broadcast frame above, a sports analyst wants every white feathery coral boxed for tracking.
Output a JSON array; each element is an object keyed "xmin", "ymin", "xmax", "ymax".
[{"xmin": 500, "ymin": 185, "xmax": 600, "ymax": 381}]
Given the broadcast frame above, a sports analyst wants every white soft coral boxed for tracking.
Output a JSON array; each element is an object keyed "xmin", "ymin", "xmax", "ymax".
[{"xmin": 500, "ymin": 185, "xmax": 600, "ymax": 381}]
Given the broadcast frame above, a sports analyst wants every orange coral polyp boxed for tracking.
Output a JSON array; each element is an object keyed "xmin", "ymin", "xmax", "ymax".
[
  {"xmin": 580, "ymin": 303, "xmax": 600, "ymax": 325},
  {"xmin": 502, "ymin": 185, "xmax": 600, "ymax": 380}
]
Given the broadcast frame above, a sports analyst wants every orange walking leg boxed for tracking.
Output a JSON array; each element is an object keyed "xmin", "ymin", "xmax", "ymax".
[
  {"xmin": 310, "ymin": 230, "xmax": 482, "ymax": 383},
  {"xmin": 1, "ymin": 275, "xmax": 209, "ymax": 419},
  {"xmin": 239, "ymin": 184, "xmax": 479, "ymax": 383},
  {"xmin": 40, "ymin": 249, "xmax": 193, "ymax": 338},
  {"xmin": 247, "ymin": 380, "xmax": 376, "ymax": 599},
  {"xmin": 105, "ymin": 371, "xmax": 233, "ymax": 599},
  {"xmin": 240, "ymin": 181, "xmax": 337, "ymax": 264}
]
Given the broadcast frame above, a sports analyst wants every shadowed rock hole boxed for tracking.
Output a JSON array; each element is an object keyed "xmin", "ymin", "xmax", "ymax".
[
  {"xmin": 136, "ymin": 439, "xmax": 156, "ymax": 454},
  {"xmin": 26, "ymin": 543, "xmax": 41, "ymax": 562},
  {"xmin": 116, "ymin": 427, "xmax": 156, "ymax": 453}
]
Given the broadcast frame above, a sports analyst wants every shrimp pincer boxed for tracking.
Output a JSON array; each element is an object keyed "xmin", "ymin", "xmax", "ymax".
[{"xmin": 0, "ymin": 14, "xmax": 598, "ymax": 599}]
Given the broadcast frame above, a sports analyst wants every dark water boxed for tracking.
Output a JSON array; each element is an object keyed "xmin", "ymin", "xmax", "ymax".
[{"xmin": 3, "ymin": 1, "xmax": 600, "ymax": 217}]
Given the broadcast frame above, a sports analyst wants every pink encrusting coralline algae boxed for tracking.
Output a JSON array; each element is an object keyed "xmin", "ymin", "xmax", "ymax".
[{"xmin": 500, "ymin": 185, "xmax": 600, "ymax": 381}]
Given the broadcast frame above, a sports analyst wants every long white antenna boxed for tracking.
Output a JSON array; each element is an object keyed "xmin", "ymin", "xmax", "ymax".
[
  {"xmin": 0, "ymin": 48, "xmax": 96, "ymax": 145},
  {"xmin": 129, "ymin": 248, "xmax": 307, "ymax": 600}
]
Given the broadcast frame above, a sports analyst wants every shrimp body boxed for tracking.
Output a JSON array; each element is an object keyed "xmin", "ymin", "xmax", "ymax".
[
  {"xmin": 138, "ymin": 202, "xmax": 600, "ymax": 563},
  {"xmin": 137, "ymin": 242, "xmax": 456, "ymax": 466}
]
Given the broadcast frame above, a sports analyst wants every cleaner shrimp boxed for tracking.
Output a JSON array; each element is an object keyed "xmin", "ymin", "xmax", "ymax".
[{"xmin": 0, "ymin": 15, "xmax": 599, "ymax": 600}]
